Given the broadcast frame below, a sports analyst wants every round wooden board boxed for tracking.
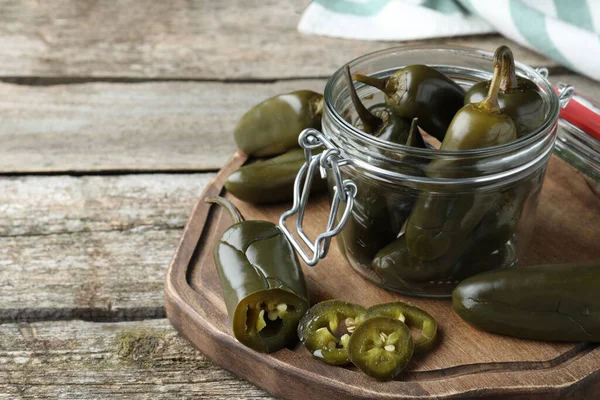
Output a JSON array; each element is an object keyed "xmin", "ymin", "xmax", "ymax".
[{"xmin": 165, "ymin": 151, "xmax": 600, "ymax": 399}]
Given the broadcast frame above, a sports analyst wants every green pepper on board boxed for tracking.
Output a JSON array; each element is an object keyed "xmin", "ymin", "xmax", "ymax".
[
  {"xmin": 453, "ymin": 262, "xmax": 600, "ymax": 342},
  {"xmin": 404, "ymin": 56, "xmax": 518, "ymax": 261},
  {"xmin": 225, "ymin": 148, "xmax": 327, "ymax": 204},
  {"xmin": 356, "ymin": 302, "xmax": 437, "ymax": 353},
  {"xmin": 348, "ymin": 316, "xmax": 414, "ymax": 380},
  {"xmin": 297, "ymin": 300, "xmax": 366, "ymax": 365},
  {"xmin": 234, "ymin": 90, "xmax": 324, "ymax": 157},
  {"xmin": 464, "ymin": 45, "xmax": 545, "ymax": 137},
  {"xmin": 354, "ymin": 64, "xmax": 465, "ymax": 141},
  {"xmin": 207, "ymin": 196, "xmax": 309, "ymax": 353},
  {"xmin": 344, "ymin": 64, "xmax": 412, "ymax": 143}
]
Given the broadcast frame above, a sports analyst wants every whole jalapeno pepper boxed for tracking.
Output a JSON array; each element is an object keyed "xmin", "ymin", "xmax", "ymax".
[
  {"xmin": 234, "ymin": 90, "xmax": 324, "ymax": 157},
  {"xmin": 348, "ymin": 316, "xmax": 414, "ymax": 380},
  {"xmin": 354, "ymin": 64, "xmax": 465, "ymax": 141},
  {"xmin": 464, "ymin": 45, "xmax": 545, "ymax": 137},
  {"xmin": 453, "ymin": 262, "xmax": 600, "ymax": 342},
  {"xmin": 404, "ymin": 57, "xmax": 518, "ymax": 261},
  {"xmin": 344, "ymin": 64, "xmax": 412, "ymax": 143},
  {"xmin": 225, "ymin": 148, "xmax": 327, "ymax": 204},
  {"xmin": 207, "ymin": 196, "xmax": 309, "ymax": 353},
  {"xmin": 356, "ymin": 301, "xmax": 437, "ymax": 354},
  {"xmin": 297, "ymin": 300, "xmax": 366, "ymax": 365}
]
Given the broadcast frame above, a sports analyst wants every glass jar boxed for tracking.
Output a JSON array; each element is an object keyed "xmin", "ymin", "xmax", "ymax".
[{"xmin": 280, "ymin": 45, "xmax": 560, "ymax": 298}]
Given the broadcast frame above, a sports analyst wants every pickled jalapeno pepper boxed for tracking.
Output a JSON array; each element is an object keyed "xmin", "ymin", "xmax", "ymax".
[
  {"xmin": 225, "ymin": 148, "xmax": 327, "ymax": 204},
  {"xmin": 345, "ymin": 64, "xmax": 412, "ymax": 143},
  {"xmin": 356, "ymin": 302, "xmax": 437, "ymax": 353},
  {"xmin": 207, "ymin": 196, "xmax": 309, "ymax": 353},
  {"xmin": 465, "ymin": 45, "xmax": 545, "ymax": 137},
  {"xmin": 404, "ymin": 56, "xmax": 517, "ymax": 261},
  {"xmin": 453, "ymin": 262, "xmax": 600, "ymax": 342},
  {"xmin": 297, "ymin": 300, "xmax": 366, "ymax": 365},
  {"xmin": 234, "ymin": 90, "xmax": 324, "ymax": 157},
  {"xmin": 348, "ymin": 316, "xmax": 414, "ymax": 380},
  {"xmin": 354, "ymin": 64, "xmax": 465, "ymax": 141}
]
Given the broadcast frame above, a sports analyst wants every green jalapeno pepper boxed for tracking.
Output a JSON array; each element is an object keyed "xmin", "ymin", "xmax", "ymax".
[
  {"xmin": 372, "ymin": 233, "xmax": 462, "ymax": 285},
  {"xmin": 464, "ymin": 45, "xmax": 545, "ymax": 137},
  {"xmin": 453, "ymin": 262, "xmax": 600, "ymax": 342},
  {"xmin": 354, "ymin": 64, "xmax": 465, "ymax": 141},
  {"xmin": 356, "ymin": 302, "xmax": 437, "ymax": 353},
  {"xmin": 207, "ymin": 196, "xmax": 309, "ymax": 353},
  {"xmin": 225, "ymin": 148, "xmax": 327, "ymax": 204},
  {"xmin": 348, "ymin": 316, "xmax": 414, "ymax": 380},
  {"xmin": 345, "ymin": 64, "xmax": 412, "ymax": 143},
  {"xmin": 404, "ymin": 57, "xmax": 517, "ymax": 261},
  {"xmin": 297, "ymin": 300, "xmax": 366, "ymax": 365},
  {"xmin": 234, "ymin": 90, "xmax": 324, "ymax": 157}
]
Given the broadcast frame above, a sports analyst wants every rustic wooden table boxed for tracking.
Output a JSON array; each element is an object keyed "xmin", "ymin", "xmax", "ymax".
[{"xmin": 1, "ymin": 1, "xmax": 598, "ymax": 399}]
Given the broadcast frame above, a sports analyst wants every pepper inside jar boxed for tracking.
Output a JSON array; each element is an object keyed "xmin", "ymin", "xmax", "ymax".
[{"xmin": 320, "ymin": 45, "xmax": 559, "ymax": 297}]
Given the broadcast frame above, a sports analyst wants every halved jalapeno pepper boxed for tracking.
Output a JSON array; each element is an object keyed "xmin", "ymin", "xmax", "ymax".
[
  {"xmin": 207, "ymin": 196, "xmax": 309, "ymax": 353},
  {"xmin": 297, "ymin": 300, "xmax": 366, "ymax": 365},
  {"xmin": 348, "ymin": 316, "xmax": 414, "ymax": 381},
  {"xmin": 356, "ymin": 302, "xmax": 437, "ymax": 353}
]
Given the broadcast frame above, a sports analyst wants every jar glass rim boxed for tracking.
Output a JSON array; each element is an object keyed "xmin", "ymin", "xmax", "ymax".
[{"xmin": 323, "ymin": 44, "xmax": 560, "ymax": 159}]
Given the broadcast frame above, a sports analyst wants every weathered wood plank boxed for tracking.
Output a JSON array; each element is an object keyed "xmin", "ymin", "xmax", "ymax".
[
  {"xmin": 0, "ymin": 0, "xmax": 555, "ymax": 80},
  {"xmin": 0, "ymin": 173, "xmax": 214, "ymax": 323},
  {"xmin": 0, "ymin": 173, "xmax": 214, "ymax": 236},
  {"xmin": 1, "ymin": 74, "xmax": 597, "ymax": 174},
  {"xmin": 0, "ymin": 319, "xmax": 273, "ymax": 399},
  {"xmin": 0, "ymin": 80, "xmax": 324, "ymax": 173}
]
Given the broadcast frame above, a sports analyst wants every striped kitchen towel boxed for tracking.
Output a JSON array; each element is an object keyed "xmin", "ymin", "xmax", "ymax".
[{"xmin": 298, "ymin": 0, "xmax": 600, "ymax": 81}]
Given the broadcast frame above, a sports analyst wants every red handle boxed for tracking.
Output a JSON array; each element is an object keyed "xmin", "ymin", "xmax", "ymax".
[{"xmin": 556, "ymin": 88, "xmax": 600, "ymax": 141}]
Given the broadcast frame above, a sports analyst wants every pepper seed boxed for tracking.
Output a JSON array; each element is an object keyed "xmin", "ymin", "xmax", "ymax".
[
  {"xmin": 267, "ymin": 310, "xmax": 279, "ymax": 321},
  {"xmin": 384, "ymin": 344, "xmax": 396, "ymax": 352},
  {"xmin": 398, "ymin": 313, "xmax": 406, "ymax": 323},
  {"xmin": 277, "ymin": 303, "xmax": 288, "ymax": 312},
  {"xmin": 345, "ymin": 317, "xmax": 355, "ymax": 327},
  {"xmin": 379, "ymin": 332, "xmax": 388, "ymax": 342}
]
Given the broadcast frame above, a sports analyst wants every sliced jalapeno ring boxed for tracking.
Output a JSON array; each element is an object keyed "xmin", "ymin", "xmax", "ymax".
[
  {"xmin": 298, "ymin": 300, "xmax": 366, "ymax": 365},
  {"xmin": 356, "ymin": 302, "xmax": 438, "ymax": 354},
  {"xmin": 348, "ymin": 316, "xmax": 414, "ymax": 381}
]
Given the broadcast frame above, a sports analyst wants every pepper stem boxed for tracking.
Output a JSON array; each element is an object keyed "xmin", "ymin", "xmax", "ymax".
[
  {"xmin": 494, "ymin": 45, "xmax": 518, "ymax": 92},
  {"xmin": 206, "ymin": 195, "xmax": 245, "ymax": 224},
  {"xmin": 406, "ymin": 118, "xmax": 425, "ymax": 148},
  {"xmin": 354, "ymin": 73, "xmax": 394, "ymax": 96},
  {"xmin": 480, "ymin": 60, "xmax": 503, "ymax": 113},
  {"xmin": 344, "ymin": 64, "xmax": 383, "ymax": 134}
]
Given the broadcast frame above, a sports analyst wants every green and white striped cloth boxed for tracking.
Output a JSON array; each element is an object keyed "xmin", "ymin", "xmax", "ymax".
[{"xmin": 298, "ymin": 0, "xmax": 600, "ymax": 81}]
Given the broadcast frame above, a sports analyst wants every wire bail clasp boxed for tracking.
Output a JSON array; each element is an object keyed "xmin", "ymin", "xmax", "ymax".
[{"xmin": 279, "ymin": 128, "xmax": 357, "ymax": 266}]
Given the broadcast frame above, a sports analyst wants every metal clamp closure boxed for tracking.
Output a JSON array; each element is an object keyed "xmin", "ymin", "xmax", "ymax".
[{"xmin": 279, "ymin": 128, "xmax": 357, "ymax": 266}]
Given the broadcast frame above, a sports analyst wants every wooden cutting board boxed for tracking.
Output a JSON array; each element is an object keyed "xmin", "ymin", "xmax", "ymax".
[{"xmin": 165, "ymin": 151, "xmax": 600, "ymax": 400}]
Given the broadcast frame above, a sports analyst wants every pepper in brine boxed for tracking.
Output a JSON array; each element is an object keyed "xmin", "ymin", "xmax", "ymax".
[{"xmin": 207, "ymin": 196, "xmax": 309, "ymax": 353}]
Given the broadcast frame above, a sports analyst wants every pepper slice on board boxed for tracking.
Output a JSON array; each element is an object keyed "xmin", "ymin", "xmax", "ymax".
[
  {"xmin": 356, "ymin": 302, "xmax": 437, "ymax": 353},
  {"xmin": 348, "ymin": 316, "xmax": 414, "ymax": 381},
  {"xmin": 297, "ymin": 300, "xmax": 366, "ymax": 365}
]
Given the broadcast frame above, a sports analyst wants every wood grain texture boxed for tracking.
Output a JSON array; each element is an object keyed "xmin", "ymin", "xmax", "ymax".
[
  {"xmin": 0, "ymin": 80, "xmax": 324, "ymax": 173},
  {"xmin": 0, "ymin": 173, "xmax": 214, "ymax": 323},
  {"xmin": 0, "ymin": 319, "xmax": 274, "ymax": 399},
  {"xmin": 0, "ymin": 0, "xmax": 555, "ymax": 80},
  {"xmin": 165, "ymin": 154, "xmax": 600, "ymax": 400},
  {"xmin": 0, "ymin": 75, "xmax": 597, "ymax": 174}
]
